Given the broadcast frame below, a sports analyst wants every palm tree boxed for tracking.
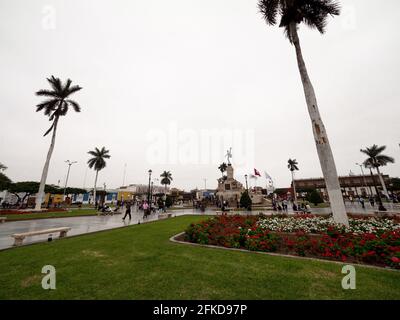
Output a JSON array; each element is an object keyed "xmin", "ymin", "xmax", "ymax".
[
  {"xmin": 160, "ymin": 171, "xmax": 173, "ymax": 194},
  {"xmin": 361, "ymin": 145, "xmax": 395, "ymax": 204},
  {"xmin": 34, "ymin": 76, "xmax": 82, "ymax": 210},
  {"xmin": 258, "ymin": 0, "xmax": 348, "ymax": 225},
  {"xmin": 218, "ymin": 163, "xmax": 228, "ymax": 177},
  {"xmin": 0, "ymin": 163, "xmax": 7, "ymax": 171},
  {"xmin": 87, "ymin": 147, "xmax": 111, "ymax": 207},
  {"xmin": 287, "ymin": 159, "xmax": 299, "ymax": 205}
]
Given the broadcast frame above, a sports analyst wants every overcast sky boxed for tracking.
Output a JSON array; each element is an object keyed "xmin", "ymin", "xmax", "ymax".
[{"xmin": 0, "ymin": 0, "xmax": 399, "ymax": 191}]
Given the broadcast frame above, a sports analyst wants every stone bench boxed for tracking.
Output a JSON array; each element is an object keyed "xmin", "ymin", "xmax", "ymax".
[
  {"xmin": 0, "ymin": 217, "xmax": 6, "ymax": 223},
  {"xmin": 158, "ymin": 213, "xmax": 172, "ymax": 220},
  {"xmin": 11, "ymin": 227, "xmax": 71, "ymax": 246}
]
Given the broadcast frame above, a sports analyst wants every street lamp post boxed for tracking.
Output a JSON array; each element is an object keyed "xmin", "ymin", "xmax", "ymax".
[
  {"xmin": 147, "ymin": 169, "xmax": 152, "ymax": 210},
  {"xmin": 63, "ymin": 160, "xmax": 77, "ymax": 200},
  {"xmin": 150, "ymin": 181, "xmax": 154, "ymax": 208},
  {"xmin": 245, "ymin": 174, "xmax": 248, "ymax": 191},
  {"xmin": 356, "ymin": 163, "xmax": 371, "ymax": 196}
]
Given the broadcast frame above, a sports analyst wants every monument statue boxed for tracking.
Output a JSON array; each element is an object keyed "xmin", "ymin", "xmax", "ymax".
[{"xmin": 225, "ymin": 147, "xmax": 232, "ymax": 165}]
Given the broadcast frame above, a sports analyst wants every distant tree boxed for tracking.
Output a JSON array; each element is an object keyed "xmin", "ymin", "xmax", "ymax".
[
  {"xmin": 0, "ymin": 163, "xmax": 7, "ymax": 171},
  {"xmin": 160, "ymin": 171, "xmax": 173, "ymax": 194},
  {"xmin": 287, "ymin": 158, "xmax": 299, "ymax": 204},
  {"xmin": 34, "ymin": 76, "xmax": 82, "ymax": 210},
  {"xmin": 87, "ymin": 147, "xmax": 111, "ymax": 207},
  {"xmin": 64, "ymin": 187, "xmax": 87, "ymax": 195},
  {"xmin": 361, "ymin": 145, "xmax": 394, "ymax": 201},
  {"xmin": 8, "ymin": 182, "xmax": 60, "ymax": 206},
  {"xmin": 165, "ymin": 195, "xmax": 174, "ymax": 208},
  {"xmin": 307, "ymin": 189, "xmax": 323, "ymax": 206},
  {"xmin": 391, "ymin": 178, "xmax": 400, "ymax": 192},
  {"xmin": 240, "ymin": 191, "xmax": 252, "ymax": 210},
  {"xmin": 218, "ymin": 163, "xmax": 228, "ymax": 177},
  {"xmin": 0, "ymin": 172, "xmax": 12, "ymax": 191}
]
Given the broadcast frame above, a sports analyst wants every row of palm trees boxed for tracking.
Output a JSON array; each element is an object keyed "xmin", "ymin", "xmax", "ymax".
[{"xmin": 287, "ymin": 144, "xmax": 395, "ymax": 208}]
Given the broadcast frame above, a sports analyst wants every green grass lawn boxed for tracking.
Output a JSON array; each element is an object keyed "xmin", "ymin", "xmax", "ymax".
[
  {"xmin": 0, "ymin": 215, "xmax": 399, "ymax": 300},
  {"xmin": 2, "ymin": 209, "xmax": 98, "ymax": 221}
]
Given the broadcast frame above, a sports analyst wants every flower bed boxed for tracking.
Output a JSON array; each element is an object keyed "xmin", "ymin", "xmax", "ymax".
[
  {"xmin": 0, "ymin": 208, "xmax": 68, "ymax": 215},
  {"xmin": 184, "ymin": 214, "xmax": 400, "ymax": 269}
]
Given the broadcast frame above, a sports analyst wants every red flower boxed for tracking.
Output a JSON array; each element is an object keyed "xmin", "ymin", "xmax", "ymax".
[{"xmin": 391, "ymin": 257, "xmax": 400, "ymax": 264}]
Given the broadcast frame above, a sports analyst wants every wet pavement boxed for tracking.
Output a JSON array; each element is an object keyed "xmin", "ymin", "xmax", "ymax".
[{"xmin": 0, "ymin": 208, "xmax": 212, "ymax": 250}]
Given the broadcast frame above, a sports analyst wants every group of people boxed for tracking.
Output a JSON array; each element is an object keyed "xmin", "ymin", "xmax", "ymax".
[
  {"xmin": 272, "ymin": 199, "xmax": 311, "ymax": 213},
  {"xmin": 348, "ymin": 195, "xmax": 398, "ymax": 209},
  {"xmin": 119, "ymin": 199, "xmax": 167, "ymax": 220}
]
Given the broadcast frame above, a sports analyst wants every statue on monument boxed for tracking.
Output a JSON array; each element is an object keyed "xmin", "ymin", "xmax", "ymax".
[{"xmin": 225, "ymin": 147, "xmax": 232, "ymax": 165}]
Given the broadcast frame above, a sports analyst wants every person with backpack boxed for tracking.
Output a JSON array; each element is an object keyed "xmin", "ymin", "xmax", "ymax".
[{"xmin": 122, "ymin": 202, "xmax": 132, "ymax": 220}]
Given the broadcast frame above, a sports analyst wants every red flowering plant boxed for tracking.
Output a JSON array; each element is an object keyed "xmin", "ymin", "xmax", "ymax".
[{"xmin": 184, "ymin": 215, "xmax": 400, "ymax": 269}]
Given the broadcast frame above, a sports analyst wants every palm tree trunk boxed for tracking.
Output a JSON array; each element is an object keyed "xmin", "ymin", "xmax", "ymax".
[
  {"xmin": 291, "ymin": 171, "xmax": 297, "ymax": 204},
  {"xmin": 376, "ymin": 167, "xmax": 390, "ymax": 201},
  {"xmin": 93, "ymin": 170, "xmax": 99, "ymax": 208},
  {"xmin": 34, "ymin": 117, "xmax": 59, "ymax": 211},
  {"xmin": 369, "ymin": 168, "xmax": 385, "ymax": 210},
  {"xmin": 290, "ymin": 24, "xmax": 348, "ymax": 226}
]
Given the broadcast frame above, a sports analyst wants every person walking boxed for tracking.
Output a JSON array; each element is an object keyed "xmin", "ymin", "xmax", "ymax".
[
  {"xmin": 369, "ymin": 196, "xmax": 375, "ymax": 208},
  {"xmin": 122, "ymin": 202, "xmax": 131, "ymax": 220},
  {"xmin": 360, "ymin": 197, "xmax": 365, "ymax": 209},
  {"xmin": 282, "ymin": 199, "xmax": 288, "ymax": 212}
]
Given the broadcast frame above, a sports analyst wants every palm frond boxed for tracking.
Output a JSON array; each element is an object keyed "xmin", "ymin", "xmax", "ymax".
[
  {"xmin": 67, "ymin": 85, "xmax": 83, "ymax": 96},
  {"xmin": 259, "ymin": 0, "xmax": 340, "ymax": 42},
  {"xmin": 35, "ymin": 89, "xmax": 59, "ymax": 98},
  {"xmin": 66, "ymin": 99, "xmax": 81, "ymax": 112},
  {"xmin": 47, "ymin": 76, "xmax": 63, "ymax": 93},
  {"xmin": 258, "ymin": 0, "xmax": 280, "ymax": 25}
]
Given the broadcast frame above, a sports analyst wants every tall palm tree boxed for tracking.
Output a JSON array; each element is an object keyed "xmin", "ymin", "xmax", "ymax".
[
  {"xmin": 287, "ymin": 158, "xmax": 299, "ymax": 204},
  {"xmin": 218, "ymin": 163, "xmax": 228, "ymax": 177},
  {"xmin": 258, "ymin": 0, "xmax": 348, "ymax": 225},
  {"xmin": 160, "ymin": 171, "xmax": 173, "ymax": 194},
  {"xmin": 363, "ymin": 159, "xmax": 385, "ymax": 211},
  {"xmin": 34, "ymin": 76, "xmax": 82, "ymax": 210},
  {"xmin": 87, "ymin": 147, "xmax": 111, "ymax": 207},
  {"xmin": 361, "ymin": 145, "xmax": 394, "ymax": 202}
]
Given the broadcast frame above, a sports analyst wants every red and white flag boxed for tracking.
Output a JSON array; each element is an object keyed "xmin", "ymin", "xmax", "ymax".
[{"xmin": 254, "ymin": 168, "xmax": 261, "ymax": 177}]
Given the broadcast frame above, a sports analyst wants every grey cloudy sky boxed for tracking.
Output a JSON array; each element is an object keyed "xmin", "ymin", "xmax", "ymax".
[{"xmin": 0, "ymin": 0, "xmax": 399, "ymax": 191}]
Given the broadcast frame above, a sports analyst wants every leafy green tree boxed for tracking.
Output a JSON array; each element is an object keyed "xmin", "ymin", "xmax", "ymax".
[
  {"xmin": 240, "ymin": 191, "xmax": 252, "ymax": 210},
  {"xmin": 307, "ymin": 189, "xmax": 323, "ymax": 206},
  {"xmin": 34, "ymin": 76, "xmax": 82, "ymax": 210},
  {"xmin": 165, "ymin": 195, "xmax": 174, "ymax": 208},
  {"xmin": 258, "ymin": 0, "xmax": 348, "ymax": 226},
  {"xmin": 0, "ymin": 163, "xmax": 7, "ymax": 171},
  {"xmin": 8, "ymin": 182, "xmax": 60, "ymax": 206},
  {"xmin": 0, "ymin": 172, "xmax": 12, "ymax": 191},
  {"xmin": 64, "ymin": 187, "xmax": 87, "ymax": 195},
  {"xmin": 87, "ymin": 147, "xmax": 111, "ymax": 207},
  {"xmin": 391, "ymin": 178, "xmax": 400, "ymax": 192}
]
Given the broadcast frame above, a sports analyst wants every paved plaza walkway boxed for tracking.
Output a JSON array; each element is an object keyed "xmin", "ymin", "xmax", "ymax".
[{"xmin": 0, "ymin": 208, "xmax": 212, "ymax": 250}]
